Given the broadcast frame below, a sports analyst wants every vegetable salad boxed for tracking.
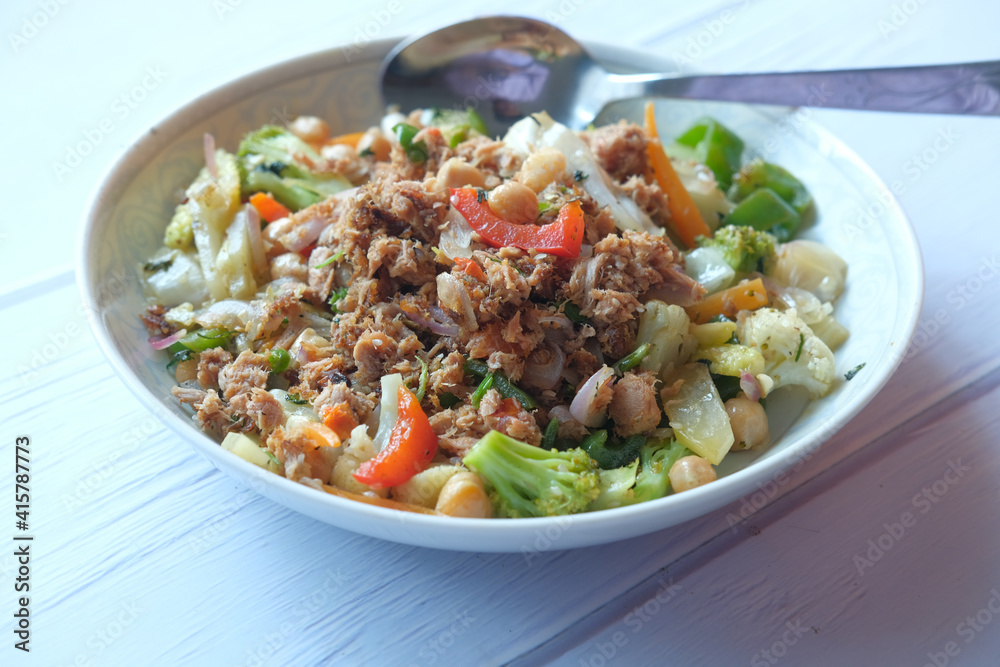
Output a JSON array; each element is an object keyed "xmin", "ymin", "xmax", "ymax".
[{"xmin": 140, "ymin": 103, "xmax": 849, "ymax": 518}]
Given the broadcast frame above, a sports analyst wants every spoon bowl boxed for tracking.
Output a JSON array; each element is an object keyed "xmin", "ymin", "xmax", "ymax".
[
  {"xmin": 380, "ymin": 16, "xmax": 607, "ymax": 134},
  {"xmin": 381, "ymin": 15, "xmax": 1000, "ymax": 134}
]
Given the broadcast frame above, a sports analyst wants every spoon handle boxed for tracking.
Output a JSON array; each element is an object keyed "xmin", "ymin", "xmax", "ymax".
[{"xmin": 611, "ymin": 61, "xmax": 1000, "ymax": 115}]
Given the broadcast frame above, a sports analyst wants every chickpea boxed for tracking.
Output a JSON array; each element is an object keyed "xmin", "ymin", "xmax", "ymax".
[
  {"xmin": 174, "ymin": 358, "xmax": 198, "ymax": 383},
  {"xmin": 357, "ymin": 128, "xmax": 391, "ymax": 161},
  {"xmin": 487, "ymin": 181, "xmax": 538, "ymax": 224},
  {"xmin": 435, "ymin": 472, "xmax": 492, "ymax": 518},
  {"xmin": 288, "ymin": 115, "xmax": 330, "ymax": 146},
  {"xmin": 725, "ymin": 395, "xmax": 770, "ymax": 451},
  {"xmin": 515, "ymin": 147, "xmax": 567, "ymax": 193},
  {"xmin": 669, "ymin": 455, "xmax": 717, "ymax": 493},
  {"xmin": 436, "ymin": 157, "xmax": 485, "ymax": 189}
]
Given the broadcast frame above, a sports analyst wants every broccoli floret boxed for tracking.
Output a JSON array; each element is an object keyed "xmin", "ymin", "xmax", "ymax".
[
  {"xmin": 633, "ymin": 438, "xmax": 691, "ymax": 503},
  {"xmin": 697, "ymin": 224, "xmax": 777, "ymax": 274},
  {"xmin": 237, "ymin": 126, "xmax": 352, "ymax": 212},
  {"xmin": 590, "ymin": 437, "xmax": 692, "ymax": 510},
  {"xmin": 736, "ymin": 307, "xmax": 836, "ymax": 398},
  {"xmin": 462, "ymin": 431, "xmax": 600, "ymax": 518}
]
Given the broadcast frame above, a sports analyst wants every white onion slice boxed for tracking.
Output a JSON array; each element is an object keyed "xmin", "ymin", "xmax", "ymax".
[
  {"xmin": 203, "ymin": 133, "xmax": 218, "ymax": 180},
  {"xmin": 244, "ymin": 205, "xmax": 268, "ymax": 278},
  {"xmin": 570, "ymin": 365, "xmax": 616, "ymax": 427}
]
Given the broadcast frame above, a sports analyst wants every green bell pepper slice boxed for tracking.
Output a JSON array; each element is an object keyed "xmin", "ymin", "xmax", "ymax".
[
  {"xmin": 676, "ymin": 118, "xmax": 745, "ymax": 191},
  {"xmin": 725, "ymin": 187, "xmax": 801, "ymax": 242}
]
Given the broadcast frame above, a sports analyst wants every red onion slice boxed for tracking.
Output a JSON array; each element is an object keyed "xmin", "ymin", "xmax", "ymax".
[
  {"xmin": 740, "ymin": 371, "xmax": 763, "ymax": 402},
  {"xmin": 521, "ymin": 341, "xmax": 565, "ymax": 390},
  {"xmin": 403, "ymin": 307, "xmax": 461, "ymax": 337},
  {"xmin": 203, "ymin": 133, "xmax": 218, "ymax": 180},
  {"xmin": 149, "ymin": 328, "xmax": 186, "ymax": 350},
  {"xmin": 569, "ymin": 365, "xmax": 615, "ymax": 427}
]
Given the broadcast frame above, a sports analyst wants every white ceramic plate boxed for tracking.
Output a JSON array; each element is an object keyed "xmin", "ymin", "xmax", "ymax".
[{"xmin": 78, "ymin": 39, "xmax": 922, "ymax": 552}]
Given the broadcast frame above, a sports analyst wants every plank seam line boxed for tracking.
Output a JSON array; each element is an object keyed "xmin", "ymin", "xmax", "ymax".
[{"xmin": 506, "ymin": 365, "xmax": 1000, "ymax": 666}]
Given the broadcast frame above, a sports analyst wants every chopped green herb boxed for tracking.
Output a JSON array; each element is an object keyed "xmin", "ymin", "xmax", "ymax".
[
  {"xmin": 313, "ymin": 249, "xmax": 345, "ymax": 270},
  {"xmin": 438, "ymin": 392, "xmax": 461, "ymax": 409},
  {"xmin": 464, "ymin": 358, "xmax": 537, "ymax": 410},
  {"xmin": 559, "ymin": 300, "xmax": 590, "ymax": 325},
  {"xmin": 476, "ymin": 188, "xmax": 488, "ymax": 204},
  {"xmin": 844, "ymin": 363, "xmax": 866, "ymax": 381},
  {"xmin": 794, "ymin": 333, "xmax": 805, "ymax": 362},
  {"xmin": 537, "ymin": 201, "xmax": 554, "ymax": 213},
  {"xmin": 416, "ymin": 357, "xmax": 429, "ymax": 403},
  {"xmin": 166, "ymin": 348, "xmax": 194, "ymax": 370},
  {"xmin": 542, "ymin": 418, "xmax": 559, "ymax": 450},
  {"xmin": 229, "ymin": 413, "xmax": 241, "ymax": 423},
  {"xmin": 286, "ymin": 393, "xmax": 308, "ymax": 405},
  {"xmin": 143, "ymin": 258, "xmax": 173, "ymax": 273},
  {"xmin": 269, "ymin": 348, "xmax": 290, "ymax": 374},
  {"xmin": 359, "ymin": 146, "xmax": 374, "ymax": 158},
  {"xmin": 574, "ymin": 170, "xmax": 588, "ymax": 182},
  {"xmin": 282, "ymin": 317, "xmax": 289, "ymax": 325},
  {"xmin": 613, "ymin": 343, "xmax": 650, "ymax": 374},
  {"xmin": 329, "ymin": 286, "xmax": 349, "ymax": 314},
  {"xmin": 470, "ymin": 372, "xmax": 495, "ymax": 409},
  {"xmin": 265, "ymin": 449, "xmax": 280, "ymax": 466}
]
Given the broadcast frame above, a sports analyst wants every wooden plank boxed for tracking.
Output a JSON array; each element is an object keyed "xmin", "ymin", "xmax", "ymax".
[{"xmin": 519, "ymin": 371, "xmax": 1000, "ymax": 665}]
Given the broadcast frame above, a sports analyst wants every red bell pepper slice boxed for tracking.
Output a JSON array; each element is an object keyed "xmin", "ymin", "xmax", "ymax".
[
  {"xmin": 353, "ymin": 386, "xmax": 438, "ymax": 488},
  {"xmin": 450, "ymin": 188, "xmax": 585, "ymax": 259}
]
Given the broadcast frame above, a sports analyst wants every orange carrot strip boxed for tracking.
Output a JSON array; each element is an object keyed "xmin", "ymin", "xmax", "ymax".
[
  {"xmin": 321, "ymin": 403, "xmax": 358, "ymax": 441},
  {"xmin": 326, "ymin": 131, "xmax": 365, "ymax": 148},
  {"xmin": 249, "ymin": 192, "xmax": 291, "ymax": 223},
  {"xmin": 644, "ymin": 102, "xmax": 712, "ymax": 248},
  {"xmin": 321, "ymin": 484, "xmax": 441, "ymax": 515},
  {"xmin": 453, "ymin": 257, "xmax": 487, "ymax": 282},
  {"xmin": 686, "ymin": 278, "xmax": 769, "ymax": 325}
]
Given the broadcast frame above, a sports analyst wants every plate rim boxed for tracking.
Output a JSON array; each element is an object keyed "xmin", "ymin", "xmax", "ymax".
[{"xmin": 77, "ymin": 37, "xmax": 925, "ymax": 552}]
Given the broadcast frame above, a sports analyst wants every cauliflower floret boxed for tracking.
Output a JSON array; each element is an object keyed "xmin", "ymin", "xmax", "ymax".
[
  {"xmin": 735, "ymin": 308, "xmax": 835, "ymax": 398},
  {"xmin": 329, "ymin": 424, "xmax": 388, "ymax": 498}
]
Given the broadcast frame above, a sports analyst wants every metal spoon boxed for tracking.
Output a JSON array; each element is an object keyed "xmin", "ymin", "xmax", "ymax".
[{"xmin": 380, "ymin": 15, "xmax": 1000, "ymax": 134}]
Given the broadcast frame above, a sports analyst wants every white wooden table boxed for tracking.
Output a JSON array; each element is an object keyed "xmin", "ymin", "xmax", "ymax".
[{"xmin": 3, "ymin": 0, "xmax": 1000, "ymax": 664}]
